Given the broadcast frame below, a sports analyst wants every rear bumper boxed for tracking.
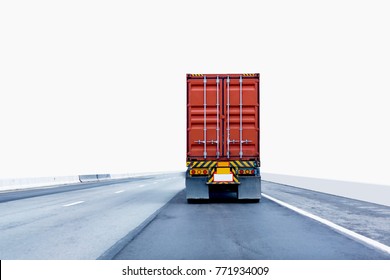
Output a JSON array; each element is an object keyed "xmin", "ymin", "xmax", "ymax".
[{"xmin": 185, "ymin": 171, "xmax": 261, "ymax": 201}]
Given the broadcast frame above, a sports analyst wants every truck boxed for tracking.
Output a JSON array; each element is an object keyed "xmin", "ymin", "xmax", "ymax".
[{"xmin": 186, "ymin": 73, "xmax": 261, "ymax": 202}]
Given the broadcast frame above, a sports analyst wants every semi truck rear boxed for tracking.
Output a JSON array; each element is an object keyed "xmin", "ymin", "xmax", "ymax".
[{"xmin": 186, "ymin": 73, "xmax": 261, "ymax": 202}]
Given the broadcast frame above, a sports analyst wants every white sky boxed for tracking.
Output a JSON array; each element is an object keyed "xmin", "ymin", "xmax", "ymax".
[{"xmin": 1, "ymin": 0, "xmax": 389, "ymax": 185}]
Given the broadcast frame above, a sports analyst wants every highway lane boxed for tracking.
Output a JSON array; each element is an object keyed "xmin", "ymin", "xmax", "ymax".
[
  {"xmin": 0, "ymin": 176, "xmax": 154, "ymax": 203},
  {"xmin": 113, "ymin": 190, "xmax": 390, "ymax": 260},
  {"xmin": 0, "ymin": 173, "xmax": 184, "ymax": 259},
  {"xmin": 2, "ymin": 174, "xmax": 389, "ymax": 260},
  {"xmin": 261, "ymin": 181, "xmax": 390, "ymax": 247}
]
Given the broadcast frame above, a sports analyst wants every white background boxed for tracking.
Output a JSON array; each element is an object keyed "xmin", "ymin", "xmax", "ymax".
[{"xmin": 1, "ymin": 0, "xmax": 390, "ymax": 185}]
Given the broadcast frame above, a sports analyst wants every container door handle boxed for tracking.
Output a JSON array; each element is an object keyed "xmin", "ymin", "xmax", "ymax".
[
  {"xmin": 216, "ymin": 76, "xmax": 220, "ymax": 158},
  {"xmin": 239, "ymin": 75, "xmax": 243, "ymax": 158},
  {"xmin": 203, "ymin": 76, "xmax": 207, "ymax": 158},
  {"xmin": 226, "ymin": 76, "xmax": 230, "ymax": 158}
]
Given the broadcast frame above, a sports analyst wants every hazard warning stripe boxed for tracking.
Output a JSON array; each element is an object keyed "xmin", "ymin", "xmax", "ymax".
[
  {"xmin": 230, "ymin": 160, "xmax": 257, "ymax": 168},
  {"xmin": 208, "ymin": 181, "xmax": 240, "ymax": 185},
  {"xmin": 188, "ymin": 160, "xmax": 256, "ymax": 168},
  {"xmin": 190, "ymin": 161, "xmax": 218, "ymax": 168}
]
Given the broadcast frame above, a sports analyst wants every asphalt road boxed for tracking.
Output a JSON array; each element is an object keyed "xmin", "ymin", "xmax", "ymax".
[
  {"xmin": 261, "ymin": 180, "xmax": 390, "ymax": 247},
  {"xmin": 0, "ymin": 173, "xmax": 184, "ymax": 259},
  {"xmin": 113, "ymin": 190, "xmax": 390, "ymax": 260},
  {"xmin": 1, "ymin": 174, "xmax": 389, "ymax": 260},
  {"xmin": 0, "ymin": 177, "xmax": 153, "ymax": 203}
]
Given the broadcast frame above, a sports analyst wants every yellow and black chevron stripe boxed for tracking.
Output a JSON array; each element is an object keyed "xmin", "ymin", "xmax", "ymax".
[
  {"xmin": 242, "ymin": 73, "xmax": 257, "ymax": 77},
  {"xmin": 209, "ymin": 181, "xmax": 239, "ymax": 185},
  {"xmin": 187, "ymin": 161, "xmax": 217, "ymax": 168},
  {"xmin": 190, "ymin": 74, "xmax": 203, "ymax": 77},
  {"xmin": 188, "ymin": 160, "xmax": 257, "ymax": 168},
  {"xmin": 230, "ymin": 160, "xmax": 257, "ymax": 168}
]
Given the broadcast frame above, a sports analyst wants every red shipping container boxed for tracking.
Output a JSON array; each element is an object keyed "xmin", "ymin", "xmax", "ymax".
[{"xmin": 186, "ymin": 73, "xmax": 260, "ymax": 162}]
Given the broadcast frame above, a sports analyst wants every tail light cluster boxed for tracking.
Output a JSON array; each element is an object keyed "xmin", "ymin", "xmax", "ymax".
[
  {"xmin": 190, "ymin": 167, "xmax": 256, "ymax": 176},
  {"xmin": 238, "ymin": 169, "xmax": 256, "ymax": 175},
  {"xmin": 190, "ymin": 169, "xmax": 209, "ymax": 175}
]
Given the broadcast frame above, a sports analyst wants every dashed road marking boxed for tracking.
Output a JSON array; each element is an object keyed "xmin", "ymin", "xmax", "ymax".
[
  {"xmin": 262, "ymin": 193, "xmax": 390, "ymax": 255},
  {"xmin": 115, "ymin": 190, "xmax": 125, "ymax": 194},
  {"xmin": 63, "ymin": 201, "xmax": 85, "ymax": 207}
]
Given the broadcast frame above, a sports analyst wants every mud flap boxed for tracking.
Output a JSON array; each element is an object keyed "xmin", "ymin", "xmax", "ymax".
[
  {"xmin": 185, "ymin": 175, "xmax": 209, "ymax": 201},
  {"xmin": 237, "ymin": 175, "xmax": 261, "ymax": 201}
]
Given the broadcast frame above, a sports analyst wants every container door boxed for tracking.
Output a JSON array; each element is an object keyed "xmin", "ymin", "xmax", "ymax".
[
  {"xmin": 223, "ymin": 75, "xmax": 259, "ymax": 159},
  {"xmin": 187, "ymin": 76, "xmax": 223, "ymax": 159}
]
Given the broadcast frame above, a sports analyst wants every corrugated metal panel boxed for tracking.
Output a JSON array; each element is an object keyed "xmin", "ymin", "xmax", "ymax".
[{"xmin": 187, "ymin": 74, "xmax": 260, "ymax": 162}]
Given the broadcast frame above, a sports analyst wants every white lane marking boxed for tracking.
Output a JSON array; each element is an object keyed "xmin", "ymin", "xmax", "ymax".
[
  {"xmin": 137, "ymin": 184, "xmax": 145, "ymax": 188},
  {"xmin": 63, "ymin": 201, "xmax": 85, "ymax": 207},
  {"xmin": 262, "ymin": 193, "xmax": 390, "ymax": 255},
  {"xmin": 115, "ymin": 190, "xmax": 125, "ymax": 194}
]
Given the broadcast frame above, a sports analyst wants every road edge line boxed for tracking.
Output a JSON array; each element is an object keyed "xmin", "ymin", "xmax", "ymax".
[{"xmin": 262, "ymin": 193, "xmax": 390, "ymax": 255}]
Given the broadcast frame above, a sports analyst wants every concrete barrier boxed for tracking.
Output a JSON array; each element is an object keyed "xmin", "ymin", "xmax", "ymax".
[
  {"xmin": 78, "ymin": 174, "xmax": 99, "ymax": 183},
  {"xmin": 78, "ymin": 174, "xmax": 112, "ymax": 183},
  {"xmin": 0, "ymin": 176, "xmax": 80, "ymax": 192},
  {"xmin": 262, "ymin": 173, "xmax": 390, "ymax": 207},
  {"xmin": 0, "ymin": 171, "xmax": 184, "ymax": 193},
  {"xmin": 97, "ymin": 174, "xmax": 111, "ymax": 181}
]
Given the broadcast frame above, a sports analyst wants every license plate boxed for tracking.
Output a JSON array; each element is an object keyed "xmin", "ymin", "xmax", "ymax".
[{"xmin": 213, "ymin": 174, "xmax": 233, "ymax": 182}]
